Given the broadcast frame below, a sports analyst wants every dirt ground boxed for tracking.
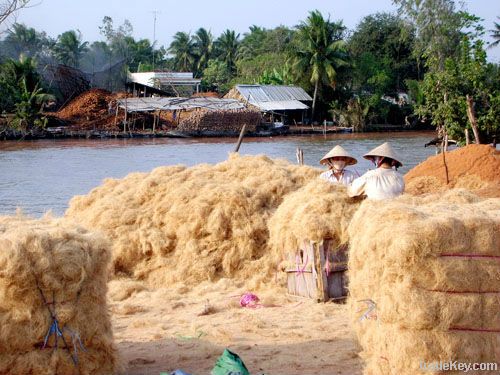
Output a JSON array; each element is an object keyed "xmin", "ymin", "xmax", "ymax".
[{"xmin": 110, "ymin": 280, "xmax": 363, "ymax": 375}]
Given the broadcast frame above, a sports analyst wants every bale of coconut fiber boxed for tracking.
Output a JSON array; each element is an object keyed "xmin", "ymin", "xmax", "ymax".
[
  {"xmin": 360, "ymin": 324, "xmax": 499, "ymax": 375},
  {"xmin": 0, "ymin": 215, "xmax": 118, "ymax": 375},
  {"xmin": 268, "ymin": 181, "xmax": 362, "ymax": 258},
  {"xmin": 348, "ymin": 190, "xmax": 500, "ymax": 375}
]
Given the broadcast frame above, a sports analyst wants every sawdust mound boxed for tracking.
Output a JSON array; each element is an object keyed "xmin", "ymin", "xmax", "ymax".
[
  {"xmin": 268, "ymin": 181, "xmax": 361, "ymax": 261},
  {"xmin": 0, "ymin": 215, "xmax": 118, "ymax": 375},
  {"xmin": 66, "ymin": 154, "xmax": 319, "ymax": 288},
  {"xmin": 348, "ymin": 190, "xmax": 500, "ymax": 374},
  {"xmin": 52, "ymin": 89, "xmax": 129, "ymax": 131},
  {"xmin": 405, "ymin": 145, "xmax": 500, "ymax": 197}
]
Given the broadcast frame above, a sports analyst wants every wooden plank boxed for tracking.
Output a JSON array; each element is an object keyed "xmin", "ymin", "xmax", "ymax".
[
  {"xmin": 287, "ymin": 272, "xmax": 316, "ymax": 299},
  {"xmin": 315, "ymin": 241, "xmax": 329, "ymax": 302}
]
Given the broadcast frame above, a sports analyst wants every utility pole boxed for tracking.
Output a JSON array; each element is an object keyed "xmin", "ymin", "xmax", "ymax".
[{"xmin": 151, "ymin": 10, "xmax": 160, "ymax": 71}]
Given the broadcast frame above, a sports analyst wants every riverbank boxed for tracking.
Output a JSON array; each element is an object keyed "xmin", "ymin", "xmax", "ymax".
[{"xmin": 0, "ymin": 124, "xmax": 427, "ymax": 141}]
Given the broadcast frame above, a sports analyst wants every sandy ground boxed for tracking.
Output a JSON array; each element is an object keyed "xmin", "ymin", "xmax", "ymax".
[{"xmin": 110, "ymin": 279, "xmax": 363, "ymax": 375}]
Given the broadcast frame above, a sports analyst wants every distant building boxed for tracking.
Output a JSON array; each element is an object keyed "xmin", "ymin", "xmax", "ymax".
[
  {"xmin": 127, "ymin": 72, "xmax": 202, "ymax": 97},
  {"xmin": 225, "ymin": 84, "xmax": 312, "ymax": 124}
]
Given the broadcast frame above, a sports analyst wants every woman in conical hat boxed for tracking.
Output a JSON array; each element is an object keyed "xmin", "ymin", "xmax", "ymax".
[
  {"xmin": 319, "ymin": 145, "xmax": 358, "ymax": 186},
  {"xmin": 347, "ymin": 142, "xmax": 405, "ymax": 200}
]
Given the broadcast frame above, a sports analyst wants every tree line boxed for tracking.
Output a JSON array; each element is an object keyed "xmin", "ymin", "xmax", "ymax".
[{"xmin": 0, "ymin": 0, "xmax": 500, "ymax": 143}]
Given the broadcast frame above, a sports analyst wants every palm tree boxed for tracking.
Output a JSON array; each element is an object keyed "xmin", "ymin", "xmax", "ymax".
[
  {"xmin": 192, "ymin": 28, "xmax": 213, "ymax": 76},
  {"xmin": 490, "ymin": 17, "xmax": 500, "ymax": 48},
  {"xmin": 4, "ymin": 23, "xmax": 45, "ymax": 57},
  {"xmin": 53, "ymin": 30, "xmax": 88, "ymax": 68},
  {"xmin": 168, "ymin": 32, "xmax": 195, "ymax": 72},
  {"xmin": 238, "ymin": 25, "xmax": 266, "ymax": 60},
  {"xmin": 292, "ymin": 10, "xmax": 348, "ymax": 123},
  {"xmin": 7, "ymin": 54, "xmax": 40, "ymax": 92},
  {"xmin": 215, "ymin": 29, "xmax": 240, "ymax": 73}
]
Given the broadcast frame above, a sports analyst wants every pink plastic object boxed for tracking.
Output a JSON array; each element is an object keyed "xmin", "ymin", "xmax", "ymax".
[{"xmin": 239, "ymin": 292, "xmax": 260, "ymax": 308}]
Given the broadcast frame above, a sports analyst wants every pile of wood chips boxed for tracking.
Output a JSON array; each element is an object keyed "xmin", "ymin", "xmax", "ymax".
[{"xmin": 177, "ymin": 108, "xmax": 261, "ymax": 134}]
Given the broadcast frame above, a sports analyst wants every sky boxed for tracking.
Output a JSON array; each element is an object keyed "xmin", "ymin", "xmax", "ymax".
[{"xmin": 9, "ymin": 0, "xmax": 500, "ymax": 62}]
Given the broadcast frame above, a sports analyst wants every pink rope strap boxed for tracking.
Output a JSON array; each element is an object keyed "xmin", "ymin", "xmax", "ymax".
[{"xmin": 440, "ymin": 253, "xmax": 500, "ymax": 259}]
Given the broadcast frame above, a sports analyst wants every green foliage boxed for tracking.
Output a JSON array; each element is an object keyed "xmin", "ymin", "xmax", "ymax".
[
  {"xmin": 2, "ymin": 23, "xmax": 53, "ymax": 59},
  {"xmin": 214, "ymin": 29, "xmax": 240, "ymax": 74},
  {"xmin": 238, "ymin": 25, "xmax": 294, "ymax": 60},
  {"xmin": 258, "ymin": 64, "xmax": 293, "ymax": 85},
  {"xmin": 489, "ymin": 17, "xmax": 500, "ymax": 48},
  {"xmin": 236, "ymin": 52, "xmax": 288, "ymax": 83},
  {"xmin": 192, "ymin": 28, "xmax": 213, "ymax": 76},
  {"xmin": 0, "ymin": 54, "xmax": 42, "ymax": 111},
  {"xmin": 53, "ymin": 30, "xmax": 88, "ymax": 68},
  {"xmin": 0, "ymin": 55, "xmax": 53, "ymax": 131},
  {"xmin": 394, "ymin": 0, "xmax": 483, "ymax": 72},
  {"xmin": 168, "ymin": 31, "xmax": 195, "ymax": 72},
  {"xmin": 291, "ymin": 10, "xmax": 348, "ymax": 121},
  {"xmin": 415, "ymin": 36, "xmax": 500, "ymax": 142},
  {"xmin": 201, "ymin": 59, "xmax": 232, "ymax": 93},
  {"xmin": 10, "ymin": 78, "xmax": 52, "ymax": 132},
  {"xmin": 348, "ymin": 13, "xmax": 417, "ymax": 91},
  {"xmin": 330, "ymin": 96, "xmax": 370, "ymax": 131}
]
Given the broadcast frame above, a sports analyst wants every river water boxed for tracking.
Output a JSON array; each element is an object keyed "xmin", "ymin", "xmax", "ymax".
[{"xmin": 0, "ymin": 131, "xmax": 438, "ymax": 216}]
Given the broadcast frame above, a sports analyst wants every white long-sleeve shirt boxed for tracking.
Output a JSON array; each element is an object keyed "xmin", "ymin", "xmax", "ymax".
[
  {"xmin": 319, "ymin": 169, "xmax": 357, "ymax": 186},
  {"xmin": 347, "ymin": 168, "xmax": 405, "ymax": 200}
]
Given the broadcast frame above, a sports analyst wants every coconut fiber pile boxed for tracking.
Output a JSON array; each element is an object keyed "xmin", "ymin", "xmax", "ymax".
[
  {"xmin": 0, "ymin": 215, "xmax": 118, "ymax": 375},
  {"xmin": 66, "ymin": 154, "xmax": 319, "ymax": 288},
  {"xmin": 348, "ymin": 190, "xmax": 500, "ymax": 374},
  {"xmin": 405, "ymin": 145, "xmax": 500, "ymax": 197},
  {"xmin": 176, "ymin": 108, "xmax": 261, "ymax": 134},
  {"xmin": 268, "ymin": 180, "xmax": 361, "ymax": 264}
]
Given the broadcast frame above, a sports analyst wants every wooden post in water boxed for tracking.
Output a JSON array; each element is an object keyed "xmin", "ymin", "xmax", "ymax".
[
  {"xmin": 123, "ymin": 97, "xmax": 128, "ymax": 134},
  {"xmin": 296, "ymin": 147, "xmax": 304, "ymax": 165},
  {"xmin": 234, "ymin": 124, "xmax": 247, "ymax": 153}
]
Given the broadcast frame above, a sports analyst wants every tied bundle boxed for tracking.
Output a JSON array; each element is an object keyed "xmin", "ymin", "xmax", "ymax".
[
  {"xmin": 348, "ymin": 190, "xmax": 500, "ymax": 375},
  {"xmin": 0, "ymin": 215, "xmax": 118, "ymax": 375}
]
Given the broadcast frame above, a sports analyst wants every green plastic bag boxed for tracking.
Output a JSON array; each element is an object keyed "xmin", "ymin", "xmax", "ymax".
[{"xmin": 211, "ymin": 349, "xmax": 250, "ymax": 375}]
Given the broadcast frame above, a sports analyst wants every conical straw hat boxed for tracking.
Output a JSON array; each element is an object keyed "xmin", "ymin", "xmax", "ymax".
[
  {"xmin": 320, "ymin": 145, "xmax": 357, "ymax": 166},
  {"xmin": 363, "ymin": 142, "xmax": 403, "ymax": 167}
]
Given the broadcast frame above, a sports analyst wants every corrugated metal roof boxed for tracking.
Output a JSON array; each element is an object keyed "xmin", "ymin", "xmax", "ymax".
[
  {"xmin": 236, "ymin": 85, "xmax": 312, "ymax": 102},
  {"xmin": 256, "ymin": 100, "xmax": 309, "ymax": 111},
  {"xmin": 129, "ymin": 72, "xmax": 201, "ymax": 88},
  {"xmin": 117, "ymin": 97, "xmax": 245, "ymax": 113},
  {"xmin": 234, "ymin": 85, "xmax": 312, "ymax": 111}
]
